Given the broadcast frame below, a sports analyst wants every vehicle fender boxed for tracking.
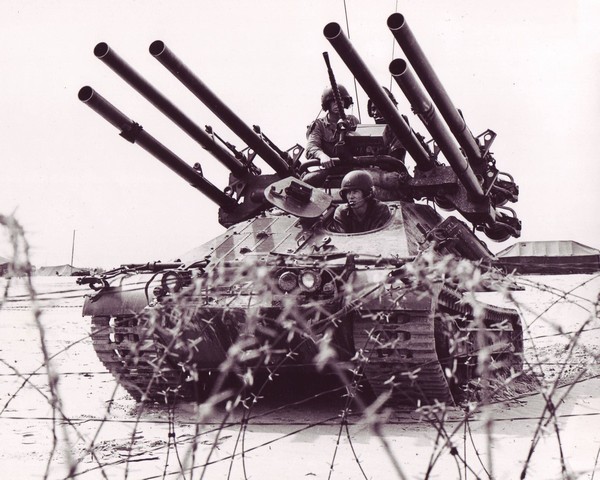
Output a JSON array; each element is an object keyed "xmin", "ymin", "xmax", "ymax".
[{"xmin": 82, "ymin": 273, "xmax": 156, "ymax": 317}]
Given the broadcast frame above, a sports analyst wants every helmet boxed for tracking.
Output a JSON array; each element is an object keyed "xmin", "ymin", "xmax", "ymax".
[
  {"xmin": 367, "ymin": 86, "xmax": 398, "ymax": 121},
  {"xmin": 321, "ymin": 84, "xmax": 353, "ymax": 111},
  {"xmin": 339, "ymin": 170, "xmax": 374, "ymax": 200}
]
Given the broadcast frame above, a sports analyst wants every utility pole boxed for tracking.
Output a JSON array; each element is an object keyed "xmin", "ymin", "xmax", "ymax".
[{"xmin": 70, "ymin": 230, "xmax": 76, "ymax": 266}]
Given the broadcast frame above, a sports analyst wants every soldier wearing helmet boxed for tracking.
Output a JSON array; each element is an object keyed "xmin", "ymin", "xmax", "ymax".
[
  {"xmin": 305, "ymin": 84, "xmax": 359, "ymax": 169},
  {"xmin": 367, "ymin": 86, "xmax": 407, "ymax": 162},
  {"xmin": 330, "ymin": 170, "xmax": 392, "ymax": 233}
]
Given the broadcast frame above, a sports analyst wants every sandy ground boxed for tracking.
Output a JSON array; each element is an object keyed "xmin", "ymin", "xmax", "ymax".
[{"xmin": 0, "ymin": 274, "xmax": 599, "ymax": 479}]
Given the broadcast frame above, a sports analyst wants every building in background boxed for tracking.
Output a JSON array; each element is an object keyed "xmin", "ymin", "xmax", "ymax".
[
  {"xmin": 495, "ymin": 240, "xmax": 600, "ymax": 274},
  {"xmin": 36, "ymin": 264, "xmax": 91, "ymax": 276}
]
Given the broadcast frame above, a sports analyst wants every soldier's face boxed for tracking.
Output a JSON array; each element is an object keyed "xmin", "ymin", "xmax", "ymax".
[
  {"xmin": 346, "ymin": 189, "xmax": 365, "ymax": 207},
  {"xmin": 328, "ymin": 100, "xmax": 340, "ymax": 114},
  {"xmin": 370, "ymin": 105, "xmax": 385, "ymax": 123}
]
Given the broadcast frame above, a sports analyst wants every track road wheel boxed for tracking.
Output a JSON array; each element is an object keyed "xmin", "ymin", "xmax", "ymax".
[{"xmin": 90, "ymin": 315, "xmax": 188, "ymax": 403}]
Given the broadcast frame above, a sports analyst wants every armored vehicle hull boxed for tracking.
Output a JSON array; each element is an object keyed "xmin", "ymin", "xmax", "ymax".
[
  {"xmin": 83, "ymin": 197, "xmax": 522, "ymax": 407},
  {"xmin": 78, "ymin": 12, "xmax": 524, "ymax": 409}
]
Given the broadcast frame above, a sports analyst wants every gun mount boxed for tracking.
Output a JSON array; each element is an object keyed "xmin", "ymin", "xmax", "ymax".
[
  {"xmin": 77, "ymin": 13, "xmax": 524, "ymax": 410},
  {"xmin": 323, "ymin": 20, "xmax": 520, "ymax": 242},
  {"xmin": 80, "ymin": 41, "xmax": 307, "ymax": 227},
  {"xmin": 323, "ymin": 22, "xmax": 434, "ymax": 172}
]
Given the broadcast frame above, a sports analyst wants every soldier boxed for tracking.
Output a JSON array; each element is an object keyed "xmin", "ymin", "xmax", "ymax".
[
  {"xmin": 305, "ymin": 84, "xmax": 359, "ymax": 169},
  {"xmin": 330, "ymin": 170, "xmax": 391, "ymax": 233},
  {"xmin": 367, "ymin": 86, "xmax": 407, "ymax": 162}
]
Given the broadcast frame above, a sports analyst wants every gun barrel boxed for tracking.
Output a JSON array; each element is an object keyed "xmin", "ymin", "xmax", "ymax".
[
  {"xmin": 323, "ymin": 22, "xmax": 434, "ymax": 171},
  {"xmin": 389, "ymin": 59, "xmax": 484, "ymax": 198},
  {"xmin": 387, "ymin": 13, "xmax": 483, "ymax": 168},
  {"xmin": 93, "ymin": 43, "xmax": 250, "ymax": 179},
  {"xmin": 78, "ymin": 86, "xmax": 237, "ymax": 210},
  {"xmin": 149, "ymin": 41, "xmax": 293, "ymax": 178}
]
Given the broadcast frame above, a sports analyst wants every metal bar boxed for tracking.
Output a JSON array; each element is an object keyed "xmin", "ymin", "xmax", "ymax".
[
  {"xmin": 149, "ymin": 40, "xmax": 293, "ymax": 178},
  {"xmin": 390, "ymin": 58, "xmax": 484, "ymax": 198},
  {"xmin": 78, "ymin": 86, "xmax": 237, "ymax": 210},
  {"xmin": 94, "ymin": 42, "xmax": 250, "ymax": 179},
  {"xmin": 387, "ymin": 13, "xmax": 483, "ymax": 168}
]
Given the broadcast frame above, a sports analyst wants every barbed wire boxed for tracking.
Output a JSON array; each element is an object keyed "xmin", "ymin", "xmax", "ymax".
[{"xmin": 1, "ymin": 212, "xmax": 599, "ymax": 479}]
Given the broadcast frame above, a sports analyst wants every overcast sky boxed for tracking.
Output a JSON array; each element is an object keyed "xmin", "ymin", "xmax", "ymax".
[{"xmin": 1, "ymin": 0, "xmax": 599, "ymax": 268}]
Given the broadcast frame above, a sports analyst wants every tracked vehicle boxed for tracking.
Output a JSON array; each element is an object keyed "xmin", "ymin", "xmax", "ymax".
[{"xmin": 78, "ymin": 13, "xmax": 523, "ymax": 407}]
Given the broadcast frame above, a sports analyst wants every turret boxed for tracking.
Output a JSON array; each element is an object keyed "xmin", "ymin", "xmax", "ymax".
[
  {"xmin": 324, "ymin": 17, "xmax": 521, "ymax": 241},
  {"xmin": 387, "ymin": 13, "xmax": 521, "ymax": 240},
  {"xmin": 323, "ymin": 22, "xmax": 434, "ymax": 172}
]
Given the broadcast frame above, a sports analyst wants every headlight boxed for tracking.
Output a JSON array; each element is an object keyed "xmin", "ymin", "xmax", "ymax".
[
  {"xmin": 299, "ymin": 270, "xmax": 321, "ymax": 292},
  {"xmin": 278, "ymin": 271, "xmax": 298, "ymax": 292}
]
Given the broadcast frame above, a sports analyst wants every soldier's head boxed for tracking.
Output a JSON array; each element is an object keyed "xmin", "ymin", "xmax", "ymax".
[
  {"xmin": 321, "ymin": 84, "xmax": 353, "ymax": 112},
  {"xmin": 367, "ymin": 86, "xmax": 398, "ymax": 124},
  {"xmin": 339, "ymin": 170, "xmax": 374, "ymax": 208}
]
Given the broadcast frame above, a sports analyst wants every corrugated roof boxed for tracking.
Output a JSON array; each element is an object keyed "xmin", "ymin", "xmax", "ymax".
[{"xmin": 497, "ymin": 240, "xmax": 600, "ymax": 258}]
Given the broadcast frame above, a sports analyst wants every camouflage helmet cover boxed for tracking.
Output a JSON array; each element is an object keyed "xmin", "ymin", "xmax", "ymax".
[{"xmin": 321, "ymin": 84, "xmax": 353, "ymax": 111}]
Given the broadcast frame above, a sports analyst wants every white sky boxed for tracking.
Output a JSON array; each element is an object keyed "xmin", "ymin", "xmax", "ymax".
[{"xmin": 1, "ymin": 0, "xmax": 599, "ymax": 268}]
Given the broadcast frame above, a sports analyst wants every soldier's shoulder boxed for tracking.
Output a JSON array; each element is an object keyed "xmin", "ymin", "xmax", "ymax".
[
  {"xmin": 372, "ymin": 198, "xmax": 391, "ymax": 212},
  {"xmin": 306, "ymin": 117, "xmax": 326, "ymax": 137},
  {"xmin": 334, "ymin": 203, "xmax": 351, "ymax": 218}
]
